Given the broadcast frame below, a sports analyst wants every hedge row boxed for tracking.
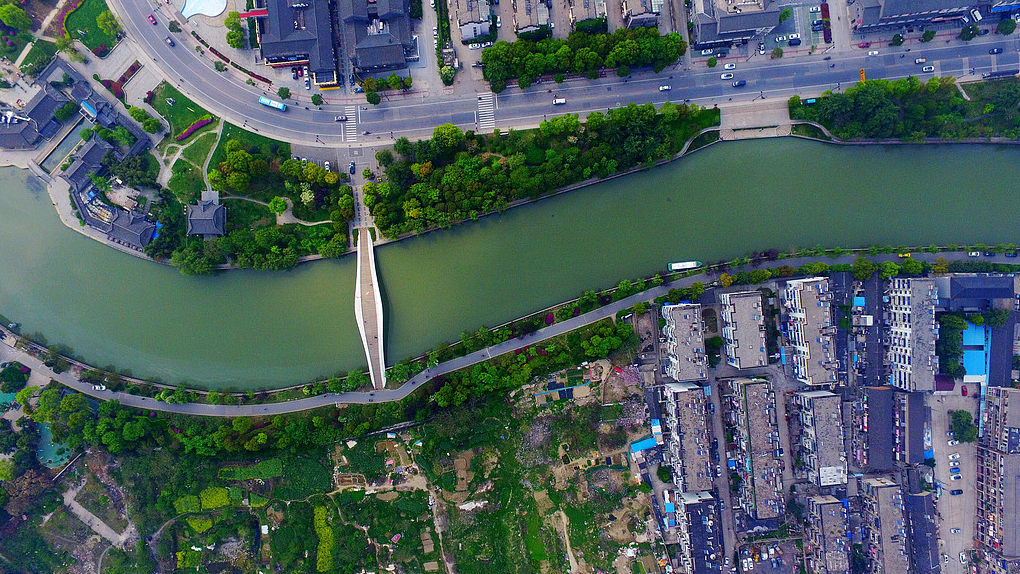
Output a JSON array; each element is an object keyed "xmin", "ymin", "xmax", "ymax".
[
  {"xmin": 218, "ymin": 458, "xmax": 283, "ymax": 480},
  {"xmin": 175, "ymin": 115, "xmax": 213, "ymax": 141}
]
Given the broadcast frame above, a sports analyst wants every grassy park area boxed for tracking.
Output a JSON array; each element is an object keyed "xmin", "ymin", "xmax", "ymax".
[{"xmin": 64, "ymin": 0, "xmax": 118, "ymax": 52}]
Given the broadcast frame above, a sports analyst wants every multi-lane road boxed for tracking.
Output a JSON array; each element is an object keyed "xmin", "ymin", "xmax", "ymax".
[{"xmin": 109, "ymin": 0, "xmax": 1020, "ymax": 147}]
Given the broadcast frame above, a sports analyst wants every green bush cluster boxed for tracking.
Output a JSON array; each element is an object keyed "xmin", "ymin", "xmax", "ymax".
[
  {"xmin": 186, "ymin": 516, "xmax": 213, "ymax": 533},
  {"xmin": 313, "ymin": 506, "xmax": 333, "ymax": 572},
  {"xmin": 218, "ymin": 458, "xmax": 283, "ymax": 480},
  {"xmin": 173, "ymin": 494, "xmax": 201, "ymax": 514},
  {"xmin": 199, "ymin": 486, "xmax": 230, "ymax": 510}
]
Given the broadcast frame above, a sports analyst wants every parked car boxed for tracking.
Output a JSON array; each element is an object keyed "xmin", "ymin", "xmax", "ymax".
[
  {"xmin": 950, "ymin": 474, "xmax": 963, "ymax": 481},
  {"xmin": 433, "ymin": 26, "xmax": 438, "ymax": 37},
  {"xmin": 720, "ymin": 73, "xmax": 734, "ymax": 80},
  {"xmin": 775, "ymin": 35, "xmax": 787, "ymax": 42},
  {"xmin": 812, "ymin": 19, "xmax": 823, "ymax": 25},
  {"xmin": 147, "ymin": 13, "xmax": 157, "ymax": 24},
  {"xmin": 324, "ymin": 161, "xmax": 330, "ymax": 172},
  {"xmin": 950, "ymin": 467, "xmax": 961, "ymax": 474},
  {"xmin": 949, "ymin": 452, "xmax": 961, "ymax": 460},
  {"xmin": 947, "ymin": 431, "xmax": 955, "ymax": 438},
  {"xmin": 961, "ymin": 552, "xmax": 968, "ymax": 564},
  {"xmin": 951, "ymin": 489, "xmax": 963, "ymax": 495},
  {"xmin": 858, "ymin": 41, "xmax": 871, "ymax": 48},
  {"xmin": 349, "ymin": 161, "xmax": 356, "ymax": 174},
  {"xmin": 868, "ymin": 50, "xmax": 880, "ymax": 56},
  {"xmin": 990, "ymin": 47, "xmax": 1003, "ymax": 54},
  {"xmin": 789, "ymin": 33, "xmax": 800, "ymax": 39},
  {"xmin": 980, "ymin": 28, "xmax": 990, "ymax": 35},
  {"xmin": 789, "ymin": 38, "xmax": 802, "ymax": 46},
  {"xmin": 658, "ymin": 85, "xmax": 671, "ymax": 91},
  {"xmin": 951, "ymin": 528, "xmax": 961, "ymax": 534},
  {"xmin": 923, "ymin": 65, "xmax": 935, "ymax": 72},
  {"xmin": 723, "ymin": 63, "xmax": 736, "ymax": 70},
  {"xmin": 811, "ymin": 24, "xmax": 824, "ymax": 31},
  {"xmin": 496, "ymin": 15, "xmax": 501, "ymax": 27},
  {"xmin": 292, "ymin": 67, "xmax": 299, "ymax": 80},
  {"xmin": 304, "ymin": 77, "xmax": 310, "ymax": 90},
  {"xmin": 809, "ymin": 5, "xmax": 821, "ymax": 12},
  {"xmin": 948, "ymin": 440, "xmax": 959, "ymax": 446},
  {"xmin": 949, "ymin": 461, "xmax": 961, "ymax": 467},
  {"xmin": 701, "ymin": 48, "xmax": 715, "ymax": 55},
  {"xmin": 962, "ymin": 385, "xmax": 968, "ymax": 396}
]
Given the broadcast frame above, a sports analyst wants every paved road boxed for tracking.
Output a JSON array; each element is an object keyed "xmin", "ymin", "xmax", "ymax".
[
  {"xmin": 107, "ymin": 0, "xmax": 1020, "ymax": 146},
  {"xmin": 2, "ymin": 251, "xmax": 1005, "ymax": 416}
]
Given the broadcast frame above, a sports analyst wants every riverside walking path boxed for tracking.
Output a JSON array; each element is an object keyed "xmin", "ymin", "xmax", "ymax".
[{"xmin": 0, "ymin": 251, "xmax": 992, "ymax": 416}]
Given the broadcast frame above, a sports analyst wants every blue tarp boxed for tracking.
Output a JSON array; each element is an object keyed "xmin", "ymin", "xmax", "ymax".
[
  {"xmin": 780, "ymin": 347, "xmax": 787, "ymax": 365},
  {"xmin": 924, "ymin": 449, "xmax": 934, "ymax": 459},
  {"xmin": 964, "ymin": 350, "xmax": 987, "ymax": 376},
  {"xmin": 664, "ymin": 502, "xmax": 675, "ymax": 513},
  {"xmin": 853, "ymin": 296, "xmax": 866, "ymax": 307},
  {"xmin": 630, "ymin": 437, "xmax": 658, "ymax": 454},
  {"xmin": 963, "ymin": 324, "xmax": 987, "ymax": 347},
  {"xmin": 728, "ymin": 459, "xmax": 737, "ymax": 469}
]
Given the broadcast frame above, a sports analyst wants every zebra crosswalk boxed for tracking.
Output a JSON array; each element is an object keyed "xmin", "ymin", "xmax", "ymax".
[
  {"xmin": 343, "ymin": 105, "xmax": 358, "ymax": 142},
  {"xmin": 477, "ymin": 93, "xmax": 496, "ymax": 132}
]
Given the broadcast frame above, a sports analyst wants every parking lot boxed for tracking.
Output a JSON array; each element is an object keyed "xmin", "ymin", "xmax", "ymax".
[
  {"xmin": 737, "ymin": 540, "xmax": 799, "ymax": 573},
  {"xmin": 929, "ymin": 392, "xmax": 979, "ymax": 574}
]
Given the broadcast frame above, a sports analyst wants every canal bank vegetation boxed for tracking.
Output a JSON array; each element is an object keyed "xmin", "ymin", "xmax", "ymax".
[
  {"xmin": 789, "ymin": 76, "xmax": 1020, "ymax": 140},
  {"xmin": 480, "ymin": 27, "xmax": 688, "ymax": 91},
  {"xmin": 369, "ymin": 103, "xmax": 720, "ymax": 238}
]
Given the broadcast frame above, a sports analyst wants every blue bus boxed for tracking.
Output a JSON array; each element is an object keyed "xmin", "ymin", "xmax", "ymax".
[{"xmin": 258, "ymin": 96, "xmax": 286, "ymax": 111}]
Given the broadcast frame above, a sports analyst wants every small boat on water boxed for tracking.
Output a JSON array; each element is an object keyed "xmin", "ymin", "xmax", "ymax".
[{"xmin": 668, "ymin": 260, "xmax": 703, "ymax": 272}]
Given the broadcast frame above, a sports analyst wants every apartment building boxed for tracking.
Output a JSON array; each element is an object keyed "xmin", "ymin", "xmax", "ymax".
[
  {"xmin": 729, "ymin": 378, "xmax": 784, "ymax": 521},
  {"xmin": 861, "ymin": 476, "xmax": 910, "ymax": 573},
  {"xmin": 782, "ymin": 278, "xmax": 839, "ymax": 386},
  {"xmin": 719, "ymin": 291, "xmax": 768, "ymax": 369},
  {"xmin": 661, "ymin": 382, "xmax": 715, "ymax": 494},
  {"xmin": 661, "ymin": 303, "xmax": 707, "ymax": 383},
  {"xmin": 795, "ymin": 390, "xmax": 848, "ymax": 487},
  {"xmin": 883, "ymin": 278, "xmax": 938, "ymax": 392},
  {"xmin": 976, "ymin": 386, "xmax": 1020, "ymax": 573},
  {"xmin": 804, "ymin": 495, "xmax": 850, "ymax": 574}
]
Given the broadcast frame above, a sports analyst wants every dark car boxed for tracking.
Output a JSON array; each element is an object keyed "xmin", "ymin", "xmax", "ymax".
[
  {"xmin": 164, "ymin": 36, "xmax": 175, "ymax": 47},
  {"xmin": 951, "ymin": 489, "xmax": 963, "ymax": 495},
  {"xmin": 291, "ymin": 67, "xmax": 298, "ymax": 79},
  {"xmin": 990, "ymin": 47, "xmax": 1003, "ymax": 54},
  {"xmin": 349, "ymin": 161, "xmax": 356, "ymax": 174},
  {"xmin": 980, "ymin": 28, "xmax": 990, "ymax": 35},
  {"xmin": 1006, "ymin": 251, "xmax": 1018, "ymax": 257},
  {"xmin": 789, "ymin": 38, "xmax": 802, "ymax": 46},
  {"xmin": 732, "ymin": 79, "xmax": 747, "ymax": 87}
]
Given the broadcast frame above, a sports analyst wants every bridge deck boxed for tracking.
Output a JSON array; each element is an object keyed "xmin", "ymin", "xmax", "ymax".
[{"xmin": 354, "ymin": 227, "xmax": 386, "ymax": 389}]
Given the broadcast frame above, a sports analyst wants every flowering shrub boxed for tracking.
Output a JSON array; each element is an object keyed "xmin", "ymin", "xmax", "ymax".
[{"xmin": 175, "ymin": 115, "xmax": 213, "ymax": 141}]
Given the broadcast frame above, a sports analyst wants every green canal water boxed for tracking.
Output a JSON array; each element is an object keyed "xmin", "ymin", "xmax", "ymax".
[{"xmin": 2, "ymin": 138, "xmax": 1019, "ymax": 390}]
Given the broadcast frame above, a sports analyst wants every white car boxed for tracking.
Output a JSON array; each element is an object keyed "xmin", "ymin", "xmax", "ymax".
[
  {"xmin": 949, "ymin": 461, "xmax": 961, "ymax": 467},
  {"xmin": 324, "ymin": 161, "xmax": 330, "ymax": 172},
  {"xmin": 701, "ymin": 48, "xmax": 715, "ymax": 55},
  {"xmin": 496, "ymin": 15, "xmax": 501, "ymax": 27},
  {"xmin": 92, "ymin": 384, "xmax": 107, "ymax": 391},
  {"xmin": 775, "ymin": 35, "xmax": 787, "ymax": 42},
  {"xmin": 949, "ymin": 452, "xmax": 961, "ymax": 460},
  {"xmin": 658, "ymin": 85, "xmax": 671, "ymax": 91},
  {"xmin": 789, "ymin": 33, "xmax": 800, "ymax": 39},
  {"xmin": 923, "ymin": 65, "xmax": 935, "ymax": 72},
  {"xmin": 951, "ymin": 528, "xmax": 961, "ymax": 534},
  {"xmin": 868, "ymin": 50, "xmax": 879, "ymax": 56},
  {"xmin": 961, "ymin": 552, "xmax": 968, "ymax": 564},
  {"xmin": 948, "ymin": 440, "xmax": 959, "ymax": 446},
  {"xmin": 950, "ymin": 474, "xmax": 963, "ymax": 481},
  {"xmin": 720, "ymin": 73, "xmax": 734, "ymax": 80},
  {"xmin": 759, "ymin": 47, "xmax": 766, "ymax": 55},
  {"xmin": 723, "ymin": 63, "xmax": 736, "ymax": 70},
  {"xmin": 947, "ymin": 431, "xmax": 955, "ymax": 438},
  {"xmin": 809, "ymin": 5, "xmax": 821, "ymax": 12},
  {"xmin": 468, "ymin": 43, "xmax": 481, "ymax": 49},
  {"xmin": 432, "ymin": 26, "xmax": 438, "ymax": 37}
]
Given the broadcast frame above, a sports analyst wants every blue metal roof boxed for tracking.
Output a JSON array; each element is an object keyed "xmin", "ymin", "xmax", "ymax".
[{"xmin": 630, "ymin": 437, "xmax": 658, "ymax": 454}]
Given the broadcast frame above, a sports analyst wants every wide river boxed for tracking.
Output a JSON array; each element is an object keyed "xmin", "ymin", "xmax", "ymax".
[{"xmin": 2, "ymin": 138, "xmax": 1019, "ymax": 390}]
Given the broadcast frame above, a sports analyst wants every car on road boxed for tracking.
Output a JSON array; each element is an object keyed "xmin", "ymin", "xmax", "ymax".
[
  {"xmin": 868, "ymin": 50, "xmax": 880, "ymax": 56},
  {"xmin": 923, "ymin": 65, "xmax": 935, "ymax": 72},
  {"xmin": 732, "ymin": 80, "xmax": 747, "ymax": 87},
  {"xmin": 1007, "ymin": 251, "xmax": 1019, "ymax": 257},
  {"xmin": 775, "ymin": 35, "xmax": 787, "ymax": 42},
  {"xmin": 969, "ymin": 251, "xmax": 982, "ymax": 256},
  {"xmin": 334, "ymin": 115, "xmax": 347, "ymax": 121},
  {"xmin": 948, "ymin": 439, "xmax": 959, "ymax": 446},
  {"xmin": 724, "ymin": 63, "xmax": 737, "ymax": 70},
  {"xmin": 950, "ymin": 474, "xmax": 963, "ymax": 481},
  {"xmin": 552, "ymin": 97, "xmax": 566, "ymax": 104},
  {"xmin": 962, "ymin": 385, "xmax": 968, "ymax": 396},
  {"xmin": 720, "ymin": 73, "xmax": 734, "ymax": 80},
  {"xmin": 658, "ymin": 85, "xmax": 671, "ymax": 91},
  {"xmin": 949, "ymin": 452, "xmax": 961, "ymax": 460},
  {"xmin": 990, "ymin": 47, "xmax": 1003, "ymax": 54},
  {"xmin": 951, "ymin": 528, "xmax": 962, "ymax": 534},
  {"xmin": 898, "ymin": 252, "xmax": 911, "ymax": 257},
  {"xmin": 92, "ymin": 385, "xmax": 107, "ymax": 391},
  {"xmin": 858, "ymin": 41, "xmax": 871, "ymax": 48},
  {"xmin": 809, "ymin": 5, "xmax": 821, "ymax": 12},
  {"xmin": 147, "ymin": 13, "xmax": 157, "ymax": 24},
  {"xmin": 165, "ymin": 36, "xmax": 175, "ymax": 47},
  {"xmin": 915, "ymin": 58, "xmax": 927, "ymax": 64},
  {"xmin": 349, "ymin": 161, "xmax": 356, "ymax": 174},
  {"xmin": 951, "ymin": 489, "xmax": 964, "ymax": 495}
]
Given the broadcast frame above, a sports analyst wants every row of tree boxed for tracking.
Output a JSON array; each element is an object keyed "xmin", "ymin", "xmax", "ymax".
[
  {"xmin": 367, "ymin": 103, "xmax": 717, "ymax": 238},
  {"xmin": 481, "ymin": 27, "xmax": 687, "ymax": 91},
  {"xmin": 789, "ymin": 76, "xmax": 1020, "ymax": 140}
]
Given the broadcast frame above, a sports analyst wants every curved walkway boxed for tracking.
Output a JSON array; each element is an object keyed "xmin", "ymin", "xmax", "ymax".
[{"xmin": 1, "ymin": 251, "xmax": 987, "ymax": 416}]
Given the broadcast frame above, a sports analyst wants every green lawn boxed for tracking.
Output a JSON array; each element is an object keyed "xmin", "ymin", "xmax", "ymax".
[
  {"xmin": 19, "ymin": 40, "xmax": 57, "ymax": 76},
  {"xmin": 1, "ymin": 31, "xmax": 33, "ymax": 62},
  {"xmin": 221, "ymin": 198, "xmax": 273, "ymax": 233},
  {"xmin": 181, "ymin": 131, "xmax": 219, "ymax": 167},
  {"xmin": 167, "ymin": 160, "xmax": 205, "ymax": 204},
  {"xmin": 64, "ymin": 0, "xmax": 118, "ymax": 52},
  {"xmin": 150, "ymin": 82, "xmax": 215, "ymax": 138}
]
